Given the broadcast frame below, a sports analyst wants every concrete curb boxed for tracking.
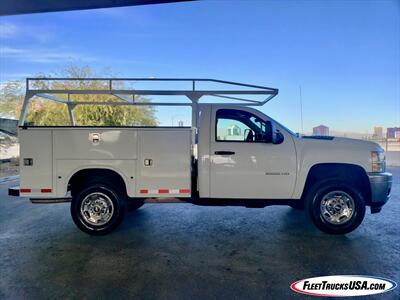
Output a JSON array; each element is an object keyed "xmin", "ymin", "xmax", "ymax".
[{"xmin": 0, "ymin": 175, "xmax": 19, "ymax": 184}]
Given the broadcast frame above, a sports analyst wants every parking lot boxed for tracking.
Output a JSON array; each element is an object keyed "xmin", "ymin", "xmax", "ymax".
[{"xmin": 0, "ymin": 167, "xmax": 399, "ymax": 299}]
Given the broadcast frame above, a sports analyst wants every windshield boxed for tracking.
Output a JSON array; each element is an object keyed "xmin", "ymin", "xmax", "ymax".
[
  {"xmin": 256, "ymin": 111, "xmax": 296, "ymax": 137},
  {"xmin": 274, "ymin": 120, "xmax": 297, "ymax": 136}
]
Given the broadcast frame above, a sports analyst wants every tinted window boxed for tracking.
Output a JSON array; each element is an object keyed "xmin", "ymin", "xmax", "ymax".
[{"xmin": 216, "ymin": 109, "xmax": 271, "ymax": 142}]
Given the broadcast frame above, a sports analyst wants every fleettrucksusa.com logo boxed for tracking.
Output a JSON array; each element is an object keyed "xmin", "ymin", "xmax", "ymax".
[{"xmin": 290, "ymin": 275, "xmax": 397, "ymax": 297}]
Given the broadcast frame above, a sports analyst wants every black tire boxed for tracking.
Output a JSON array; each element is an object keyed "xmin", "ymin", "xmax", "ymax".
[
  {"xmin": 71, "ymin": 183, "xmax": 125, "ymax": 235},
  {"xmin": 126, "ymin": 199, "xmax": 144, "ymax": 212},
  {"xmin": 306, "ymin": 180, "xmax": 366, "ymax": 234}
]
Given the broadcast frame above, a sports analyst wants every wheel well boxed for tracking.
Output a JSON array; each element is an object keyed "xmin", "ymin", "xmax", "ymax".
[
  {"xmin": 68, "ymin": 169, "xmax": 128, "ymax": 197},
  {"xmin": 301, "ymin": 163, "xmax": 371, "ymax": 204}
]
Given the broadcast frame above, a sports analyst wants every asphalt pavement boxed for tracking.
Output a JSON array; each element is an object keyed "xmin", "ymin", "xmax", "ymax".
[{"xmin": 0, "ymin": 168, "xmax": 399, "ymax": 299}]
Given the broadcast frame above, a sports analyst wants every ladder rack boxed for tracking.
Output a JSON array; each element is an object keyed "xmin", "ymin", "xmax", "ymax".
[{"xmin": 20, "ymin": 77, "xmax": 279, "ymax": 128}]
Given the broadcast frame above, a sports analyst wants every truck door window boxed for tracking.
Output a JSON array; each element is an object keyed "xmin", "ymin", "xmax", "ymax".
[{"xmin": 216, "ymin": 109, "xmax": 271, "ymax": 142}]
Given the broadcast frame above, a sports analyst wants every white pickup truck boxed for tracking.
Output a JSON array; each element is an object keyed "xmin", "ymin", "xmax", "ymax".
[{"xmin": 9, "ymin": 78, "xmax": 392, "ymax": 235}]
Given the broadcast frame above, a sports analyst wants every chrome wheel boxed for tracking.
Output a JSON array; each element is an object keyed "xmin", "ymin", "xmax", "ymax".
[
  {"xmin": 80, "ymin": 192, "xmax": 114, "ymax": 226},
  {"xmin": 320, "ymin": 191, "xmax": 355, "ymax": 225}
]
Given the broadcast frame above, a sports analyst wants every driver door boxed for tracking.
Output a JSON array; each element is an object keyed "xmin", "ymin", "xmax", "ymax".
[{"xmin": 210, "ymin": 107, "xmax": 296, "ymax": 199}]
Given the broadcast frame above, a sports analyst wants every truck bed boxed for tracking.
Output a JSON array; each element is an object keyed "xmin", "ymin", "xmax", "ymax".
[{"xmin": 18, "ymin": 126, "xmax": 192, "ymax": 198}]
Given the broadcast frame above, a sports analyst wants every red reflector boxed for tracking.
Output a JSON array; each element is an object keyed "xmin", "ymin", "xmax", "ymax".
[
  {"xmin": 41, "ymin": 189, "xmax": 52, "ymax": 193},
  {"xmin": 179, "ymin": 189, "xmax": 190, "ymax": 194},
  {"xmin": 20, "ymin": 188, "xmax": 31, "ymax": 193},
  {"xmin": 139, "ymin": 189, "xmax": 148, "ymax": 194},
  {"xmin": 158, "ymin": 189, "xmax": 169, "ymax": 194}
]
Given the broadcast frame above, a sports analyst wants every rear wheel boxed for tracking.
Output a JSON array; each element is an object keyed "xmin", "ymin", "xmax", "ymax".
[
  {"xmin": 71, "ymin": 183, "xmax": 125, "ymax": 235},
  {"xmin": 306, "ymin": 180, "xmax": 366, "ymax": 234}
]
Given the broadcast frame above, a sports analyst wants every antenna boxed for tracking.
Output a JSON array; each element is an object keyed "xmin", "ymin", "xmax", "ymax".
[{"xmin": 299, "ymin": 85, "xmax": 304, "ymax": 135}]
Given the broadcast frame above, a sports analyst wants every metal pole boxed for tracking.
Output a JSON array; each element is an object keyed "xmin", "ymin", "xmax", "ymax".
[
  {"xmin": 188, "ymin": 94, "xmax": 201, "ymax": 145},
  {"xmin": 67, "ymin": 105, "xmax": 75, "ymax": 126},
  {"xmin": 19, "ymin": 94, "xmax": 30, "ymax": 126},
  {"xmin": 67, "ymin": 94, "xmax": 75, "ymax": 126},
  {"xmin": 299, "ymin": 85, "xmax": 304, "ymax": 135}
]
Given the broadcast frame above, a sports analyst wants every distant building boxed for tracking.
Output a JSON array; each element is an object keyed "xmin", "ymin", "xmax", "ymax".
[
  {"xmin": 217, "ymin": 124, "xmax": 245, "ymax": 141},
  {"xmin": 373, "ymin": 127, "xmax": 383, "ymax": 139},
  {"xmin": 386, "ymin": 127, "xmax": 400, "ymax": 139},
  {"xmin": 227, "ymin": 124, "xmax": 241, "ymax": 137},
  {"xmin": 313, "ymin": 125, "xmax": 329, "ymax": 136}
]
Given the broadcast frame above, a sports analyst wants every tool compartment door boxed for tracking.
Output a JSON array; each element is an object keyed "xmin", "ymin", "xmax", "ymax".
[
  {"xmin": 137, "ymin": 129, "xmax": 191, "ymax": 198},
  {"xmin": 19, "ymin": 129, "xmax": 53, "ymax": 196}
]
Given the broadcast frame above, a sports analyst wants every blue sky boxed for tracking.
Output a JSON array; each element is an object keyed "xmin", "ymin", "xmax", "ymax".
[{"xmin": 0, "ymin": 0, "xmax": 399, "ymax": 133}]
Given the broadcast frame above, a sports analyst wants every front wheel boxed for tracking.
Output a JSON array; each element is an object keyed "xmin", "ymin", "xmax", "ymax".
[
  {"xmin": 71, "ymin": 184, "xmax": 125, "ymax": 235},
  {"xmin": 306, "ymin": 181, "xmax": 366, "ymax": 234}
]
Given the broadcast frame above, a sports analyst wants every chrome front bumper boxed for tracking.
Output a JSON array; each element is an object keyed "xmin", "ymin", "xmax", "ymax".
[{"xmin": 368, "ymin": 172, "xmax": 392, "ymax": 213}]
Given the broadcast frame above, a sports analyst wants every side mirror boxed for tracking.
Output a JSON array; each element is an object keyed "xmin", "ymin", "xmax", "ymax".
[
  {"xmin": 267, "ymin": 121, "xmax": 284, "ymax": 144},
  {"xmin": 273, "ymin": 131, "xmax": 284, "ymax": 144}
]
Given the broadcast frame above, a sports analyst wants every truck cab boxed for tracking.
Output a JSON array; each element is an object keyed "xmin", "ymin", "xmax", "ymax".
[
  {"xmin": 198, "ymin": 105, "xmax": 296, "ymax": 200},
  {"xmin": 9, "ymin": 78, "xmax": 392, "ymax": 235}
]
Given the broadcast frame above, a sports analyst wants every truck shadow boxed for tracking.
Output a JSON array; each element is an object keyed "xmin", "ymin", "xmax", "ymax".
[{"xmin": 24, "ymin": 204, "xmax": 393, "ymax": 300}]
